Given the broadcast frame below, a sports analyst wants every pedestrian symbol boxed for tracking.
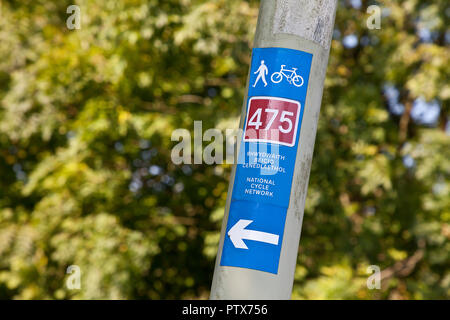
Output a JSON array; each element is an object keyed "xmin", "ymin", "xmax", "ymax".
[{"xmin": 252, "ymin": 60, "xmax": 268, "ymax": 87}]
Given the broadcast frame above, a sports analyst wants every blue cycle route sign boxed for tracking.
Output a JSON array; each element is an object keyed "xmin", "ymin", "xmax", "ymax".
[{"xmin": 220, "ymin": 47, "xmax": 313, "ymax": 274}]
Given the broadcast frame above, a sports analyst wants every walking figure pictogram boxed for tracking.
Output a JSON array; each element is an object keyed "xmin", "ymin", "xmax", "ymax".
[{"xmin": 253, "ymin": 60, "xmax": 268, "ymax": 87}]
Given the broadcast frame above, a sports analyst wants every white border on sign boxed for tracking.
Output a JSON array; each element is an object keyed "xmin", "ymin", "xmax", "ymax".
[{"xmin": 243, "ymin": 96, "xmax": 301, "ymax": 147}]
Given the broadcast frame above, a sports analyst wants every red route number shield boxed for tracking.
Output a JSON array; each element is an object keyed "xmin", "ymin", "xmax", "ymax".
[{"xmin": 244, "ymin": 96, "xmax": 301, "ymax": 147}]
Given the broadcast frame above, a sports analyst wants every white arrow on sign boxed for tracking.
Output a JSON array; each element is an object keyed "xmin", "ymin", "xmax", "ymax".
[{"xmin": 228, "ymin": 219, "xmax": 279, "ymax": 249}]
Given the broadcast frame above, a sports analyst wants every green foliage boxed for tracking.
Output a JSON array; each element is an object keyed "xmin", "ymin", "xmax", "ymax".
[{"xmin": 0, "ymin": 0, "xmax": 448, "ymax": 299}]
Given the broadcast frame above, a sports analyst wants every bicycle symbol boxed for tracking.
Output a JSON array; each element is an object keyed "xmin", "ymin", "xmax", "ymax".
[{"xmin": 271, "ymin": 65, "xmax": 304, "ymax": 87}]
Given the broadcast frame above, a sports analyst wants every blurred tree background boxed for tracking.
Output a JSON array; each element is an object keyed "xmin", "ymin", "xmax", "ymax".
[{"xmin": 0, "ymin": 0, "xmax": 448, "ymax": 299}]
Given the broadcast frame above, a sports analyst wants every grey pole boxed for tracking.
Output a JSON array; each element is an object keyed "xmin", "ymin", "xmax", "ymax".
[{"xmin": 210, "ymin": 0, "xmax": 338, "ymax": 299}]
